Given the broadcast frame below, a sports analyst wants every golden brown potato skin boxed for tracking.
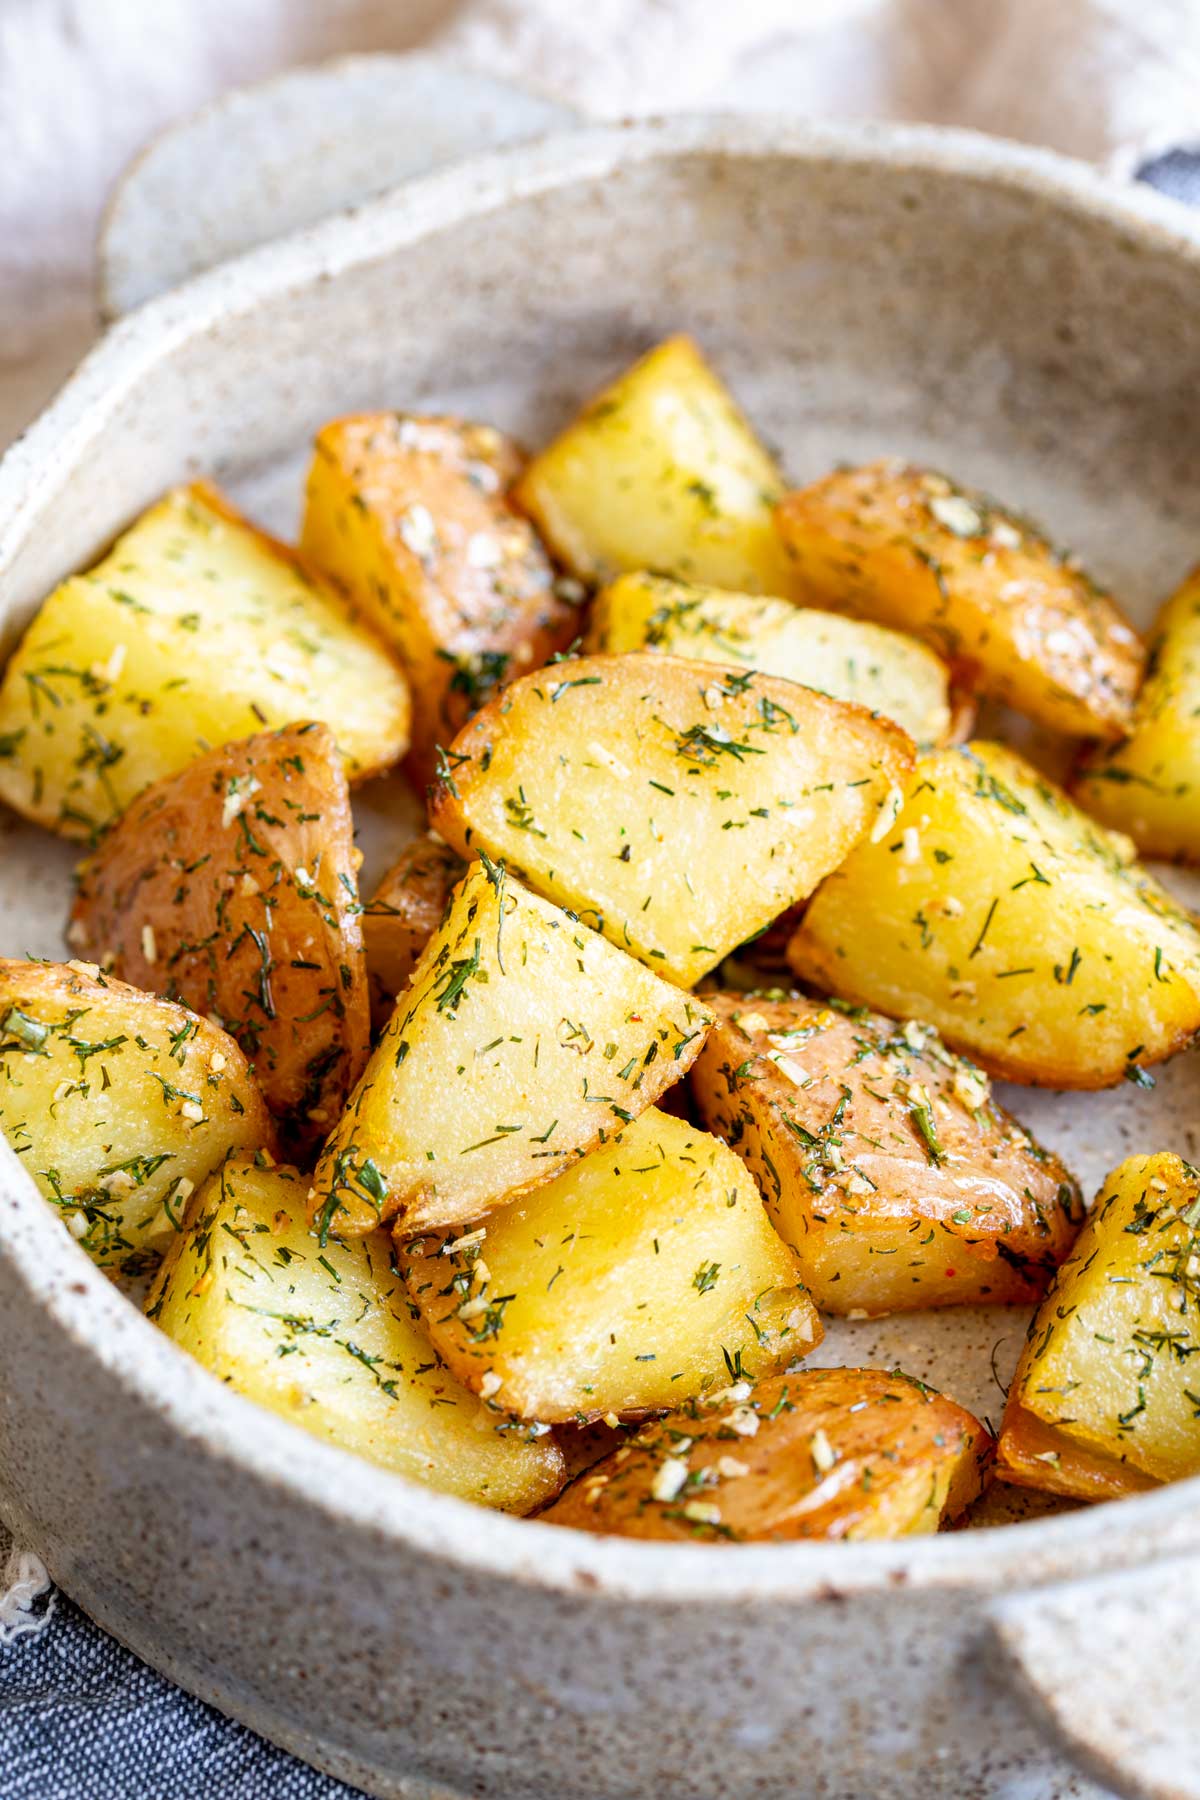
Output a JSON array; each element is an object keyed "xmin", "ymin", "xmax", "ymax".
[
  {"xmin": 70, "ymin": 723, "xmax": 369, "ymax": 1159},
  {"xmin": 301, "ymin": 414, "xmax": 580, "ymax": 789},
  {"xmin": 996, "ymin": 1400, "xmax": 1156, "ymax": 1505},
  {"xmin": 777, "ymin": 460, "xmax": 1143, "ymax": 741},
  {"xmin": 362, "ymin": 836, "xmax": 464, "ymax": 1031},
  {"xmin": 541, "ymin": 1367, "xmax": 993, "ymax": 1541},
  {"xmin": 690, "ymin": 993, "xmax": 1082, "ymax": 1314}
]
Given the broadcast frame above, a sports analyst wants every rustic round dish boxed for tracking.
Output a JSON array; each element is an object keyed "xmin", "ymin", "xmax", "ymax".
[{"xmin": 4, "ymin": 117, "xmax": 1200, "ymax": 1800}]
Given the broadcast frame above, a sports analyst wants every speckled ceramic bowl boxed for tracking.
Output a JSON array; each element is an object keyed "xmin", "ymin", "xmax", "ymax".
[{"xmin": 5, "ymin": 118, "xmax": 1200, "ymax": 1800}]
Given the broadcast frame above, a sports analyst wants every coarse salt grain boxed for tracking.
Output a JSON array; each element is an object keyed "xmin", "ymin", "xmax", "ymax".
[
  {"xmin": 706, "ymin": 1382, "xmax": 752, "ymax": 1408},
  {"xmin": 810, "ymin": 1428, "xmax": 837, "ymax": 1473},
  {"xmin": 682, "ymin": 1501, "xmax": 722, "ymax": 1524},
  {"xmin": 870, "ymin": 787, "xmax": 904, "ymax": 844},
  {"xmin": 929, "ymin": 494, "xmax": 983, "ymax": 537},
  {"xmin": 650, "ymin": 1458, "xmax": 689, "ymax": 1504},
  {"xmin": 398, "ymin": 503, "xmax": 438, "ymax": 561}
]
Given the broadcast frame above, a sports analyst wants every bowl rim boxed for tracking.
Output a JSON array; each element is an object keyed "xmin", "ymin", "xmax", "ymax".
[{"xmin": 6, "ymin": 111, "xmax": 1200, "ymax": 1606}]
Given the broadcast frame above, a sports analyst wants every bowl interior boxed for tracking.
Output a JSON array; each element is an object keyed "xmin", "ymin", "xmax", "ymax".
[{"xmin": 5, "ymin": 117, "xmax": 1200, "ymax": 1561}]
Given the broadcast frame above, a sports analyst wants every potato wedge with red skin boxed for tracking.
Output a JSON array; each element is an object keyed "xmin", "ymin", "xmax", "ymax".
[
  {"xmin": 776, "ymin": 460, "xmax": 1143, "ymax": 741},
  {"xmin": 541, "ymin": 1367, "xmax": 993, "ymax": 1541},
  {"xmin": 690, "ymin": 992, "xmax": 1083, "ymax": 1314},
  {"xmin": 70, "ymin": 723, "xmax": 368, "ymax": 1159},
  {"xmin": 301, "ymin": 414, "xmax": 580, "ymax": 789},
  {"xmin": 362, "ymin": 836, "xmax": 464, "ymax": 1031},
  {"xmin": 430, "ymin": 652, "xmax": 915, "ymax": 988}
]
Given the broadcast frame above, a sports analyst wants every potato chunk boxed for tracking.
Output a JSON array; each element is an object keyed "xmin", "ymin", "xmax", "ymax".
[
  {"xmin": 310, "ymin": 861, "xmax": 712, "ymax": 1240},
  {"xmin": 996, "ymin": 1154, "xmax": 1200, "ymax": 1500},
  {"xmin": 70, "ymin": 723, "xmax": 369, "ymax": 1159},
  {"xmin": 776, "ymin": 460, "xmax": 1143, "ymax": 740},
  {"xmin": 395, "ymin": 1107, "xmax": 819, "ymax": 1422},
  {"xmin": 541, "ymin": 1367, "xmax": 992, "ymax": 1540},
  {"xmin": 0, "ymin": 960, "xmax": 271, "ymax": 1276},
  {"xmin": 362, "ymin": 836, "xmax": 464, "ymax": 1031},
  {"xmin": 788, "ymin": 742, "xmax": 1200, "ymax": 1086},
  {"xmin": 301, "ymin": 415, "xmax": 578, "ymax": 786},
  {"xmin": 1074, "ymin": 567, "xmax": 1200, "ymax": 860},
  {"xmin": 0, "ymin": 482, "xmax": 410, "ymax": 840},
  {"xmin": 148, "ymin": 1159, "xmax": 563, "ymax": 1510},
  {"xmin": 691, "ymin": 993, "xmax": 1082, "ymax": 1314},
  {"xmin": 586, "ymin": 572, "xmax": 959, "ymax": 747},
  {"xmin": 514, "ymin": 337, "xmax": 797, "ymax": 596},
  {"xmin": 430, "ymin": 652, "xmax": 915, "ymax": 988}
]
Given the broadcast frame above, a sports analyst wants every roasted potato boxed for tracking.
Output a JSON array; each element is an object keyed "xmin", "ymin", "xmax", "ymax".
[
  {"xmin": 430, "ymin": 652, "xmax": 915, "ymax": 988},
  {"xmin": 0, "ymin": 482, "xmax": 411, "ymax": 841},
  {"xmin": 395, "ymin": 1106, "xmax": 820, "ymax": 1422},
  {"xmin": 0, "ymin": 959, "xmax": 271, "ymax": 1276},
  {"xmin": 309, "ymin": 860, "xmax": 712, "ymax": 1240},
  {"xmin": 690, "ymin": 993, "xmax": 1082, "ymax": 1314},
  {"xmin": 301, "ymin": 414, "xmax": 579, "ymax": 787},
  {"xmin": 788, "ymin": 741, "xmax": 1200, "ymax": 1086},
  {"xmin": 513, "ymin": 337, "xmax": 798, "ymax": 596},
  {"xmin": 69, "ymin": 723, "xmax": 369, "ymax": 1159},
  {"xmin": 148, "ymin": 1159, "xmax": 564, "ymax": 1510},
  {"xmin": 1074, "ymin": 566, "xmax": 1200, "ymax": 860},
  {"xmin": 586, "ymin": 572, "xmax": 961, "ymax": 747},
  {"xmin": 994, "ymin": 1402, "xmax": 1157, "ymax": 1505},
  {"xmin": 541, "ymin": 1367, "xmax": 992, "ymax": 1540},
  {"xmin": 996, "ymin": 1154, "xmax": 1200, "ymax": 1500},
  {"xmin": 776, "ymin": 460, "xmax": 1143, "ymax": 741},
  {"xmin": 362, "ymin": 835, "xmax": 464, "ymax": 1031}
]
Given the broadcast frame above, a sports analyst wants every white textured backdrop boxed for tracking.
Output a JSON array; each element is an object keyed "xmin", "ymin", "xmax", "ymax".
[{"xmin": 3, "ymin": 0, "xmax": 1200, "ymax": 446}]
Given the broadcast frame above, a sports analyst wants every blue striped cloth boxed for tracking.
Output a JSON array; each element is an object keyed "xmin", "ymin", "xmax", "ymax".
[{"xmin": 0, "ymin": 1529, "xmax": 359, "ymax": 1798}]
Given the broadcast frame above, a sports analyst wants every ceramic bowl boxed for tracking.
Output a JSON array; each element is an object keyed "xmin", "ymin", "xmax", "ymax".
[{"xmin": 4, "ymin": 117, "xmax": 1200, "ymax": 1800}]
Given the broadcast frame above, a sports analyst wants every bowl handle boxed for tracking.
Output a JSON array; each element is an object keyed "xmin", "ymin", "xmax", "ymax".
[
  {"xmin": 989, "ymin": 1551, "xmax": 1200, "ymax": 1800},
  {"xmin": 98, "ymin": 52, "xmax": 580, "ymax": 319}
]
